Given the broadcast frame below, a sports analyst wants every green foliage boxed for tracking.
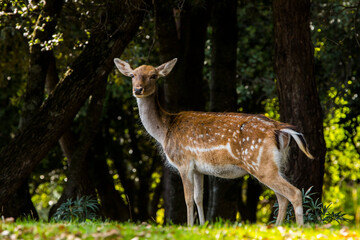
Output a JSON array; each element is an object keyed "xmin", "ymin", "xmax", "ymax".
[
  {"xmin": 30, "ymin": 168, "xmax": 66, "ymax": 220},
  {"xmin": 322, "ymin": 84, "xmax": 360, "ymax": 224},
  {"xmin": 53, "ymin": 196, "xmax": 100, "ymax": 222},
  {"xmin": 272, "ymin": 187, "xmax": 349, "ymax": 225}
]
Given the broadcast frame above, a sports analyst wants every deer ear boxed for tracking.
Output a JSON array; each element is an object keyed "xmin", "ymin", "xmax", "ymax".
[
  {"xmin": 114, "ymin": 58, "xmax": 134, "ymax": 77},
  {"xmin": 156, "ymin": 58, "xmax": 177, "ymax": 77}
]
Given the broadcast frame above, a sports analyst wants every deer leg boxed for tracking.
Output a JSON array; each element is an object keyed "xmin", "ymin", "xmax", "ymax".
[
  {"xmin": 259, "ymin": 174, "xmax": 304, "ymax": 226},
  {"xmin": 179, "ymin": 169, "xmax": 195, "ymax": 226},
  {"xmin": 275, "ymin": 192, "xmax": 289, "ymax": 225},
  {"xmin": 194, "ymin": 171, "xmax": 205, "ymax": 225}
]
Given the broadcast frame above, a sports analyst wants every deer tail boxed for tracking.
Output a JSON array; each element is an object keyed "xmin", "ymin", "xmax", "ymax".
[{"xmin": 279, "ymin": 128, "xmax": 315, "ymax": 159}]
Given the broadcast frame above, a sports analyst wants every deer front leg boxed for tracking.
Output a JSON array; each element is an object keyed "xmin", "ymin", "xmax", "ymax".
[
  {"xmin": 194, "ymin": 171, "xmax": 205, "ymax": 225},
  {"xmin": 179, "ymin": 169, "xmax": 195, "ymax": 226}
]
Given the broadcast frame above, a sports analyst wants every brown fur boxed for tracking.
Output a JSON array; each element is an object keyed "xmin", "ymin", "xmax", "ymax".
[{"xmin": 114, "ymin": 58, "xmax": 313, "ymax": 226}]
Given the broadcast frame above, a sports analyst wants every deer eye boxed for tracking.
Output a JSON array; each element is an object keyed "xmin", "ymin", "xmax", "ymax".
[
  {"xmin": 129, "ymin": 73, "xmax": 135, "ymax": 78},
  {"xmin": 150, "ymin": 74, "xmax": 157, "ymax": 79}
]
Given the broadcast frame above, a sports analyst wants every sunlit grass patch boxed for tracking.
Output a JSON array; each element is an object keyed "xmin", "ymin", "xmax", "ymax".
[{"xmin": 1, "ymin": 220, "xmax": 360, "ymax": 240}]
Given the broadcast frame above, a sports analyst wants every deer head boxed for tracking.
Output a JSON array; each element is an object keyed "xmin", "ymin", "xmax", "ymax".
[{"xmin": 114, "ymin": 58, "xmax": 177, "ymax": 98}]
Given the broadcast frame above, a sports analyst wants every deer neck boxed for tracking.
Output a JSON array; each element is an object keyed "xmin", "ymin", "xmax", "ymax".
[{"xmin": 136, "ymin": 93, "xmax": 169, "ymax": 145}]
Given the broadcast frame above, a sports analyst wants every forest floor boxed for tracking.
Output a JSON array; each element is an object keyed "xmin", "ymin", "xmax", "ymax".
[{"xmin": 0, "ymin": 220, "xmax": 359, "ymax": 239}]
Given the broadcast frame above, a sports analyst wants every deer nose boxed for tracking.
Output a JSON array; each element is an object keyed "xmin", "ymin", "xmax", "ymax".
[{"xmin": 134, "ymin": 87, "xmax": 144, "ymax": 95}]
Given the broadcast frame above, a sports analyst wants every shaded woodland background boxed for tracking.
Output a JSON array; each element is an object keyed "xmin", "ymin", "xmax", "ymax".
[{"xmin": 0, "ymin": 0, "xmax": 359, "ymax": 224}]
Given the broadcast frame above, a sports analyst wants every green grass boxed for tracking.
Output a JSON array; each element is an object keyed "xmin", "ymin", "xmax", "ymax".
[{"xmin": 0, "ymin": 220, "xmax": 359, "ymax": 239}]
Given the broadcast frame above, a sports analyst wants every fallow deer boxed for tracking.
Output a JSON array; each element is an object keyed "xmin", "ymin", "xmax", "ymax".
[{"xmin": 114, "ymin": 58, "xmax": 314, "ymax": 226}]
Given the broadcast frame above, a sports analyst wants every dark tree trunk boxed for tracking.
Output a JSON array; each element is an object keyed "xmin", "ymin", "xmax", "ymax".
[
  {"xmin": 48, "ymin": 78, "xmax": 106, "ymax": 219},
  {"xmin": 88, "ymin": 147, "xmax": 130, "ymax": 221},
  {"xmin": 19, "ymin": 0, "xmax": 63, "ymax": 129},
  {"xmin": 1, "ymin": 180, "xmax": 38, "ymax": 220},
  {"xmin": 155, "ymin": 1, "xmax": 208, "ymax": 112},
  {"xmin": 2, "ymin": 0, "xmax": 64, "ymax": 220},
  {"xmin": 162, "ymin": 167, "xmax": 186, "ymax": 224},
  {"xmin": 209, "ymin": 0, "xmax": 237, "ymax": 112},
  {"xmin": 45, "ymin": 51, "xmax": 98, "ymax": 220},
  {"xmin": 154, "ymin": 0, "xmax": 209, "ymax": 224},
  {"xmin": 148, "ymin": 162, "xmax": 163, "ymax": 220},
  {"xmin": 237, "ymin": 177, "xmax": 263, "ymax": 223},
  {"xmin": 273, "ymin": 0, "xmax": 326, "ymax": 200},
  {"xmin": 46, "ymin": 53, "xmax": 77, "ymax": 162},
  {"xmin": 127, "ymin": 113, "xmax": 151, "ymax": 222},
  {"xmin": 88, "ymin": 117, "xmax": 130, "ymax": 221},
  {"xmin": 207, "ymin": 0, "xmax": 239, "ymax": 222},
  {"xmin": 0, "ymin": 0, "xmax": 150, "ymax": 208}
]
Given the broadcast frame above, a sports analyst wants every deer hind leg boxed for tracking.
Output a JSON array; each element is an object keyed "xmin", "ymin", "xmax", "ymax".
[
  {"xmin": 275, "ymin": 192, "xmax": 289, "ymax": 225},
  {"xmin": 259, "ymin": 174, "xmax": 304, "ymax": 226},
  {"xmin": 194, "ymin": 171, "xmax": 205, "ymax": 225},
  {"xmin": 179, "ymin": 169, "xmax": 195, "ymax": 226}
]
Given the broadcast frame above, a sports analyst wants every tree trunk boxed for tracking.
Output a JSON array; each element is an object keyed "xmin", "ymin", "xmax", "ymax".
[
  {"xmin": 88, "ymin": 147, "xmax": 130, "ymax": 221},
  {"xmin": 273, "ymin": 0, "xmax": 326, "ymax": 200},
  {"xmin": 0, "ymin": 0, "xmax": 150, "ymax": 208},
  {"xmin": 237, "ymin": 177, "xmax": 262, "ymax": 223},
  {"xmin": 88, "ymin": 117, "xmax": 130, "ymax": 221},
  {"xmin": 1, "ymin": 180, "xmax": 38, "ymax": 220},
  {"xmin": 2, "ymin": 0, "xmax": 64, "ymax": 220},
  {"xmin": 154, "ymin": 0, "xmax": 209, "ymax": 224},
  {"xmin": 48, "ymin": 78, "xmax": 106, "ymax": 219},
  {"xmin": 209, "ymin": 0, "xmax": 237, "ymax": 112},
  {"xmin": 19, "ymin": 0, "xmax": 63, "ymax": 129},
  {"xmin": 207, "ymin": 0, "xmax": 239, "ymax": 222},
  {"xmin": 45, "ymin": 48, "xmax": 110, "ymax": 219},
  {"xmin": 45, "ymin": 53, "xmax": 77, "ymax": 163}
]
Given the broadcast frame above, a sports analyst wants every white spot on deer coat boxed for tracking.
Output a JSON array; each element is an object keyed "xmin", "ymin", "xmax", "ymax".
[
  {"xmin": 251, "ymin": 162, "xmax": 259, "ymax": 171},
  {"xmin": 256, "ymin": 146, "xmax": 264, "ymax": 167}
]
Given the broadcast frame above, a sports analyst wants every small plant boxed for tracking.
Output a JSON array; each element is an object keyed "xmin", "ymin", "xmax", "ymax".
[
  {"xmin": 53, "ymin": 196, "xmax": 100, "ymax": 222},
  {"xmin": 272, "ymin": 187, "xmax": 349, "ymax": 224}
]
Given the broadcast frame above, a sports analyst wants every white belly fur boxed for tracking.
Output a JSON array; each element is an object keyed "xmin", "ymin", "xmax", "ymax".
[{"xmin": 194, "ymin": 161, "xmax": 248, "ymax": 179}]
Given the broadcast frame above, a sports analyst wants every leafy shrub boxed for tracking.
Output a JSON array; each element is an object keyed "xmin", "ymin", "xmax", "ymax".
[
  {"xmin": 53, "ymin": 196, "xmax": 100, "ymax": 222},
  {"xmin": 272, "ymin": 187, "xmax": 349, "ymax": 224}
]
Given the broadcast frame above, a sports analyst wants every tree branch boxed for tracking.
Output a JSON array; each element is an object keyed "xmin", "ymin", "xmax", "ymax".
[{"xmin": 0, "ymin": 0, "xmax": 150, "ymax": 207}]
